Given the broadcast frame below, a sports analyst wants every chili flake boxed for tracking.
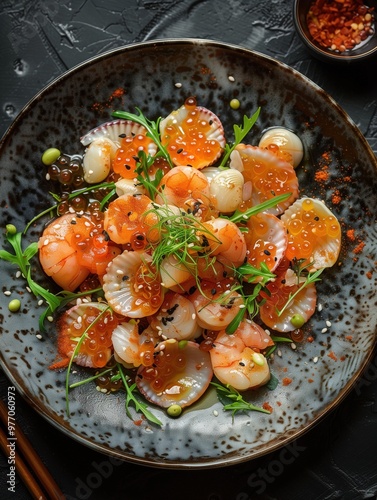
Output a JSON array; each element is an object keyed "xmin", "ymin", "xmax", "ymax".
[{"xmin": 307, "ymin": 0, "xmax": 375, "ymax": 52}]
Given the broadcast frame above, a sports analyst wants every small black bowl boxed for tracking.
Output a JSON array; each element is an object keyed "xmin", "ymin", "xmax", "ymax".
[{"xmin": 293, "ymin": 0, "xmax": 377, "ymax": 63}]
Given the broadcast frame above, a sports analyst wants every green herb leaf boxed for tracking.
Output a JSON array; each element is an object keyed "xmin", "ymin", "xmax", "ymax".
[
  {"xmin": 117, "ymin": 364, "xmax": 162, "ymax": 426},
  {"xmin": 225, "ymin": 192, "xmax": 291, "ymax": 224},
  {"xmin": 219, "ymin": 108, "xmax": 261, "ymax": 168},
  {"xmin": 265, "ymin": 373, "xmax": 279, "ymax": 391},
  {"xmin": 211, "ymin": 381, "xmax": 270, "ymax": 421}
]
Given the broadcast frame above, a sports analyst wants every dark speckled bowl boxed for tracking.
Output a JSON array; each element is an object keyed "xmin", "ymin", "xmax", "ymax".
[{"xmin": 0, "ymin": 39, "xmax": 376, "ymax": 468}]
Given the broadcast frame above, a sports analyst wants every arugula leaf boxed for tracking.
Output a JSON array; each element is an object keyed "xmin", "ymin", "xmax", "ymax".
[
  {"xmin": 212, "ymin": 381, "xmax": 270, "ymax": 421},
  {"xmin": 219, "ymin": 108, "xmax": 261, "ymax": 168},
  {"xmin": 117, "ymin": 363, "xmax": 162, "ymax": 426}
]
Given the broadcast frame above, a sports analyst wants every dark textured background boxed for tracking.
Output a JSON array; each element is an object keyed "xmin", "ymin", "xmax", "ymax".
[{"xmin": 1, "ymin": 1, "xmax": 377, "ymax": 499}]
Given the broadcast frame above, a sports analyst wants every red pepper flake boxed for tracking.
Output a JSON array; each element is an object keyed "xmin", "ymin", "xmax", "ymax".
[
  {"xmin": 340, "ymin": 355, "xmax": 346, "ymax": 361},
  {"xmin": 328, "ymin": 351, "xmax": 338, "ymax": 361},
  {"xmin": 307, "ymin": 0, "xmax": 375, "ymax": 52},
  {"xmin": 263, "ymin": 402, "xmax": 273, "ymax": 413},
  {"xmin": 353, "ymin": 241, "xmax": 365, "ymax": 254},
  {"xmin": 276, "ymin": 401, "xmax": 282, "ymax": 406},
  {"xmin": 308, "ymin": 378, "xmax": 314, "ymax": 383},
  {"xmin": 282, "ymin": 377, "xmax": 292, "ymax": 386},
  {"xmin": 366, "ymin": 270, "xmax": 373, "ymax": 279},
  {"xmin": 345, "ymin": 335, "xmax": 353, "ymax": 341},
  {"xmin": 331, "ymin": 190, "xmax": 342, "ymax": 204}
]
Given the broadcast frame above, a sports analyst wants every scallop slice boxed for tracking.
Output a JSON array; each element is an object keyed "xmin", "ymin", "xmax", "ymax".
[
  {"xmin": 51, "ymin": 302, "xmax": 115, "ymax": 369},
  {"xmin": 259, "ymin": 278, "xmax": 317, "ymax": 333},
  {"xmin": 244, "ymin": 212, "xmax": 288, "ymax": 279},
  {"xmin": 103, "ymin": 250, "xmax": 164, "ymax": 318},
  {"xmin": 280, "ymin": 197, "xmax": 341, "ymax": 270},
  {"xmin": 159, "ymin": 97, "xmax": 226, "ymax": 169},
  {"xmin": 149, "ymin": 292, "xmax": 203, "ymax": 340},
  {"xmin": 136, "ymin": 339, "xmax": 213, "ymax": 408},
  {"xmin": 80, "ymin": 119, "xmax": 147, "ymax": 147},
  {"xmin": 235, "ymin": 144, "xmax": 299, "ymax": 216},
  {"xmin": 112, "ymin": 323, "xmax": 158, "ymax": 368},
  {"xmin": 259, "ymin": 127, "xmax": 304, "ymax": 168},
  {"xmin": 209, "ymin": 168, "xmax": 244, "ymax": 214}
]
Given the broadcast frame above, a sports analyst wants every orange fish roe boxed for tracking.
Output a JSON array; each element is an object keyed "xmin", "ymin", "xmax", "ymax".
[
  {"xmin": 353, "ymin": 241, "xmax": 365, "ymax": 254},
  {"xmin": 244, "ymin": 214, "xmax": 278, "ymax": 270},
  {"xmin": 331, "ymin": 190, "xmax": 342, "ymax": 204},
  {"xmin": 113, "ymin": 134, "xmax": 156, "ymax": 178},
  {"xmin": 346, "ymin": 228, "xmax": 356, "ymax": 241}
]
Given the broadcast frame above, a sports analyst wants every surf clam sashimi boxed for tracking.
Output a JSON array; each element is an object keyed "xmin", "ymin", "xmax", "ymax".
[{"xmin": 136, "ymin": 339, "xmax": 213, "ymax": 408}]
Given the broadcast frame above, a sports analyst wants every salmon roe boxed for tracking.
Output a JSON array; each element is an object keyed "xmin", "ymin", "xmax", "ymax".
[
  {"xmin": 61, "ymin": 307, "xmax": 119, "ymax": 368},
  {"xmin": 141, "ymin": 340, "xmax": 187, "ymax": 396},
  {"xmin": 244, "ymin": 215, "xmax": 278, "ymax": 270},
  {"xmin": 113, "ymin": 134, "xmax": 156, "ymax": 178},
  {"xmin": 134, "ymin": 263, "xmax": 164, "ymax": 314},
  {"xmin": 285, "ymin": 198, "xmax": 341, "ymax": 261},
  {"xmin": 161, "ymin": 97, "xmax": 223, "ymax": 169}
]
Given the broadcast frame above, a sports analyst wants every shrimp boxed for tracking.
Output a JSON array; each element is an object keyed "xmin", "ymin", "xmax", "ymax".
[
  {"xmin": 39, "ymin": 212, "xmax": 119, "ymax": 291},
  {"xmin": 189, "ymin": 279, "xmax": 244, "ymax": 331},
  {"xmin": 209, "ymin": 320, "xmax": 273, "ymax": 391},
  {"xmin": 136, "ymin": 339, "xmax": 213, "ymax": 408},
  {"xmin": 49, "ymin": 302, "xmax": 118, "ymax": 370},
  {"xmin": 149, "ymin": 291, "xmax": 203, "ymax": 340},
  {"xmin": 156, "ymin": 165, "xmax": 211, "ymax": 212},
  {"xmin": 199, "ymin": 217, "xmax": 247, "ymax": 268},
  {"xmin": 112, "ymin": 322, "xmax": 159, "ymax": 368}
]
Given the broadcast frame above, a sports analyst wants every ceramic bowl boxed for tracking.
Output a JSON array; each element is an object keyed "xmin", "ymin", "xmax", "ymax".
[
  {"xmin": 293, "ymin": 0, "xmax": 377, "ymax": 63},
  {"xmin": 0, "ymin": 39, "xmax": 376, "ymax": 468}
]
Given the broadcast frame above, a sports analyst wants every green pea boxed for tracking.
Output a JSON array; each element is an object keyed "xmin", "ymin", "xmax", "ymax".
[
  {"xmin": 178, "ymin": 340, "xmax": 188, "ymax": 349},
  {"xmin": 167, "ymin": 404, "xmax": 182, "ymax": 418},
  {"xmin": 230, "ymin": 98, "xmax": 240, "ymax": 110},
  {"xmin": 8, "ymin": 299, "xmax": 21, "ymax": 313},
  {"xmin": 6, "ymin": 224, "xmax": 17, "ymax": 235},
  {"xmin": 290, "ymin": 313, "xmax": 305, "ymax": 328},
  {"xmin": 41, "ymin": 148, "xmax": 61, "ymax": 166}
]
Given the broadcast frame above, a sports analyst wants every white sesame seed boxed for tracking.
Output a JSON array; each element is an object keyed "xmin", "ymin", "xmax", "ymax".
[
  {"xmin": 175, "ymin": 82, "xmax": 182, "ymax": 88},
  {"xmin": 36, "ymin": 334, "xmax": 42, "ymax": 340},
  {"xmin": 313, "ymin": 356, "xmax": 318, "ymax": 363},
  {"xmin": 77, "ymin": 316, "xmax": 82, "ymax": 323},
  {"xmin": 239, "ymin": 304, "xmax": 246, "ymax": 308},
  {"xmin": 191, "ymin": 313, "xmax": 196, "ymax": 320},
  {"xmin": 38, "ymin": 299, "xmax": 44, "ymax": 306},
  {"xmin": 26, "ymin": 286, "xmax": 32, "ymax": 293},
  {"xmin": 326, "ymin": 320, "xmax": 332, "ymax": 327},
  {"xmin": 47, "ymin": 316, "xmax": 54, "ymax": 322},
  {"xmin": 16, "ymin": 271, "xmax": 21, "ymax": 278},
  {"xmin": 277, "ymin": 349, "xmax": 282, "ymax": 357},
  {"xmin": 46, "ymin": 173, "xmax": 51, "ymax": 180},
  {"xmin": 4, "ymin": 291, "xmax": 11, "ymax": 296},
  {"xmin": 69, "ymin": 207, "xmax": 75, "ymax": 213},
  {"xmin": 321, "ymin": 327, "xmax": 328, "ymax": 333},
  {"xmin": 228, "ymin": 75, "xmax": 235, "ymax": 82},
  {"xmin": 318, "ymin": 303, "xmax": 323, "ymax": 312},
  {"xmin": 213, "ymin": 410, "xmax": 219, "ymax": 416},
  {"xmin": 291, "ymin": 342, "xmax": 297, "ymax": 350},
  {"xmin": 44, "ymin": 238, "xmax": 49, "ymax": 246}
]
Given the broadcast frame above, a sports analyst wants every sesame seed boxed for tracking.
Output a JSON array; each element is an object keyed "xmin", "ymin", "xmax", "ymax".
[
  {"xmin": 228, "ymin": 75, "xmax": 235, "ymax": 82},
  {"xmin": 291, "ymin": 343, "xmax": 297, "ymax": 350},
  {"xmin": 213, "ymin": 410, "xmax": 219, "ymax": 417},
  {"xmin": 326, "ymin": 320, "xmax": 332, "ymax": 327},
  {"xmin": 277, "ymin": 349, "xmax": 282, "ymax": 357},
  {"xmin": 321, "ymin": 328, "xmax": 328, "ymax": 333},
  {"xmin": 313, "ymin": 356, "xmax": 318, "ymax": 363},
  {"xmin": 36, "ymin": 334, "xmax": 42, "ymax": 340},
  {"xmin": 26, "ymin": 286, "xmax": 32, "ymax": 293},
  {"xmin": 16, "ymin": 271, "xmax": 21, "ymax": 278},
  {"xmin": 318, "ymin": 303, "xmax": 323, "ymax": 312},
  {"xmin": 191, "ymin": 313, "xmax": 196, "ymax": 320},
  {"xmin": 44, "ymin": 238, "xmax": 49, "ymax": 246},
  {"xmin": 175, "ymin": 82, "xmax": 182, "ymax": 88},
  {"xmin": 38, "ymin": 299, "xmax": 44, "ymax": 306},
  {"xmin": 4, "ymin": 291, "xmax": 11, "ymax": 296},
  {"xmin": 47, "ymin": 316, "xmax": 54, "ymax": 322}
]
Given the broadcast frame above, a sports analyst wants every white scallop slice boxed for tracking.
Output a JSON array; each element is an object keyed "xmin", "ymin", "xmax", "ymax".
[
  {"xmin": 259, "ymin": 126, "xmax": 304, "ymax": 168},
  {"xmin": 80, "ymin": 119, "xmax": 148, "ymax": 147},
  {"xmin": 136, "ymin": 340, "xmax": 213, "ymax": 408}
]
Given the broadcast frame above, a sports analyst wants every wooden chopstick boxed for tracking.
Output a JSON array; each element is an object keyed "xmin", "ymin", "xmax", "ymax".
[{"xmin": 0, "ymin": 399, "xmax": 64, "ymax": 500}]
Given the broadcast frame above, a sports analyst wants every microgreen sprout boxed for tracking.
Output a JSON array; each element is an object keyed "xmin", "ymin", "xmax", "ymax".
[
  {"xmin": 211, "ymin": 381, "xmax": 270, "ymax": 421},
  {"xmin": 218, "ymin": 107, "xmax": 261, "ymax": 168},
  {"xmin": 134, "ymin": 150, "xmax": 164, "ymax": 201}
]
